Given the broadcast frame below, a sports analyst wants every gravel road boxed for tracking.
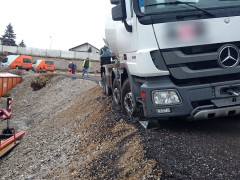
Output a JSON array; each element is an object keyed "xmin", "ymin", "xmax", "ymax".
[
  {"xmin": 137, "ymin": 118, "xmax": 240, "ymax": 179},
  {"xmin": 0, "ymin": 69, "xmax": 240, "ymax": 179}
]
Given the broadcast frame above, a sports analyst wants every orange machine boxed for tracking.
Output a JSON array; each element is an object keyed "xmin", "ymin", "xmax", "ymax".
[
  {"xmin": 0, "ymin": 73, "xmax": 25, "ymax": 158},
  {"xmin": 32, "ymin": 59, "xmax": 55, "ymax": 72}
]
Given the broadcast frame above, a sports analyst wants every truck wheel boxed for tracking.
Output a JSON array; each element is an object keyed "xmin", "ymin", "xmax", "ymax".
[
  {"xmin": 102, "ymin": 73, "xmax": 111, "ymax": 96},
  {"xmin": 112, "ymin": 78, "xmax": 120, "ymax": 104},
  {"xmin": 121, "ymin": 78, "xmax": 134, "ymax": 116}
]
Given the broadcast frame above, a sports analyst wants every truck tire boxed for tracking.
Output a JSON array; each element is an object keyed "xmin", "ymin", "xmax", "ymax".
[
  {"xmin": 112, "ymin": 78, "xmax": 120, "ymax": 104},
  {"xmin": 121, "ymin": 78, "xmax": 135, "ymax": 116},
  {"xmin": 102, "ymin": 73, "xmax": 111, "ymax": 96},
  {"xmin": 102, "ymin": 72, "xmax": 107, "ymax": 94}
]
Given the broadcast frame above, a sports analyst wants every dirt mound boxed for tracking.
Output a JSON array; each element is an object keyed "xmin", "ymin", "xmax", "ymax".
[
  {"xmin": 0, "ymin": 66, "xmax": 23, "ymax": 76},
  {"xmin": 0, "ymin": 72, "xmax": 161, "ymax": 179}
]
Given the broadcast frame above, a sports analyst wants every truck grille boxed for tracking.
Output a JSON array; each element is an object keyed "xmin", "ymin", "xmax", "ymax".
[
  {"xmin": 178, "ymin": 41, "xmax": 240, "ymax": 55},
  {"xmin": 160, "ymin": 41, "xmax": 240, "ymax": 80}
]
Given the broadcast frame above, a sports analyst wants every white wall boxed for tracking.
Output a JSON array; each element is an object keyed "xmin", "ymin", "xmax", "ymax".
[{"xmin": 0, "ymin": 45, "xmax": 100, "ymax": 60}]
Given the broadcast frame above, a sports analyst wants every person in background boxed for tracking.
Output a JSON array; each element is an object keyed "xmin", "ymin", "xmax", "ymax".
[
  {"xmin": 68, "ymin": 62, "xmax": 73, "ymax": 74},
  {"xmin": 111, "ymin": 53, "xmax": 118, "ymax": 64},
  {"xmin": 72, "ymin": 63, "xmax": 75, "ymax": 74},
  {"xmin": 82, "ymin": 58, "xmax": 91, "ymax": 77},
  {"xmin": 74, "ymin": 63, "xmax": 77, "ymax": 74},
  {"xmin": 100, "ymin": 45, "xmax": 112, "ymax": 57}
]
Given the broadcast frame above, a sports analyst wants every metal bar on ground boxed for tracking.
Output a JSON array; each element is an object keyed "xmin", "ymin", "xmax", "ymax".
[{"xmin": 0, "ymin": 131, "xmax": 25, "ymax": 151}]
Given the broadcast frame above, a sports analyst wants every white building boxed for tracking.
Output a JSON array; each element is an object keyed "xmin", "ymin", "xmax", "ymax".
[{"xmin": 69, "ymin": 42, "xmax": 100, "ymax": 55}]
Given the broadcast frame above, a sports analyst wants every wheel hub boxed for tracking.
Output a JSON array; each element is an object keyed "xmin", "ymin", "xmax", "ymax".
[
  {"xmin": 113, "ymin": 88, "xmax": 120, "ymax": 104},
  {"xmin": 124, "ymin": 92, "xmax": 134, "ymax": 116}
]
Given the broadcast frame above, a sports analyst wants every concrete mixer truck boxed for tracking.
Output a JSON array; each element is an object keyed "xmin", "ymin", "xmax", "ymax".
[{"xmin": 101, "ymin": 0, "xmax": 240, "ymax": 128}]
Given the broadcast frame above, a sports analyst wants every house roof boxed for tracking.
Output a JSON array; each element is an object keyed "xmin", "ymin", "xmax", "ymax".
[{"xmin": 69, "ymin": 42, "xmax": 100, "ymax": 52}]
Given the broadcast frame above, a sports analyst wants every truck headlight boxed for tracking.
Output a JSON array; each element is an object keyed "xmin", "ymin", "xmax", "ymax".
[{"xmin": 152, "ymin": 90, "xmax": 181, "ymax": 105}]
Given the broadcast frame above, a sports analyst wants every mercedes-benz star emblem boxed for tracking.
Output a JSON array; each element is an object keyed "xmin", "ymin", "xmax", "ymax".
[
  {"xmin": 218, "ymin": 45, "xmax": 240, "ymax": 68},
  {"xmin": 224, "ymin": 18, "xmax": 230, "ymax": 24}
]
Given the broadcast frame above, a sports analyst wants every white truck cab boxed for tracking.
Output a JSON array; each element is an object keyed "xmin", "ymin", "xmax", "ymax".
[{"xmin": 102, "ymin": 0, "xmax": 240, "ymax": 128}]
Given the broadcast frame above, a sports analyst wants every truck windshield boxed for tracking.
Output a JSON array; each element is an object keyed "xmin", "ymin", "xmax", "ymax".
[
  {"xmin": 2, "ymin": 58, "xmax": 8, "ymax": 63},
  {"xmin": 139, "ymin": 0, "xmax": 240, "ymax": 14}
]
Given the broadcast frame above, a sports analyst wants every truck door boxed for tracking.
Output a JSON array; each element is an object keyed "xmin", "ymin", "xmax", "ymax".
[{"xmin": 117, "ymin": 0, "xmax": 137, "ymax": 55}]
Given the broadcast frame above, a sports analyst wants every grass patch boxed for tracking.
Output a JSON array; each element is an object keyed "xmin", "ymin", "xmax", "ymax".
[{"xmin": 31, "ymin": 72, "xmax": 54, "ymax": 91}]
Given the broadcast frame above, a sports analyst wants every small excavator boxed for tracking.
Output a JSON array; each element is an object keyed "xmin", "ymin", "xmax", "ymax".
[{"xmin": 0, "ymin": 73, "xmax": 25, "ymax": 158}]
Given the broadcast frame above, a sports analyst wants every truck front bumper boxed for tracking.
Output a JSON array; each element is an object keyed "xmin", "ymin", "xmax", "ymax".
[{"xmin": 140, "ymin": 76, "xmax": 240, "ymax": 120}]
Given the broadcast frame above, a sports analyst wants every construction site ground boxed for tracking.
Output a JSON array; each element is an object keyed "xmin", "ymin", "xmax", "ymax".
[{"xmin": 0, "ymin": 69, "xmax": 240, "ymax": 180}]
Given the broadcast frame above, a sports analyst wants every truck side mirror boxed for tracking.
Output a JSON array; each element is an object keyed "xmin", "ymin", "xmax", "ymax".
[
  {"xmin": 112, "ymin": 4, "xmax": 126, "ymax": 21},
  {"xmin": 111, "ymin": 0, "xmax": 132, "ymax": 32},
  {"xmin": 110, "ymin": 0, "xmax": 120, "ymax": 5},
  {"xmin": 111, "ymin": 0, "xmax": 127, "ymax": 21}
]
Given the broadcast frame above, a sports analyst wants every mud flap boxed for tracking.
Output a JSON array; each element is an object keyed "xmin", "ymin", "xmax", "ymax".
[
  {"xmin": 139, "ymin": 119, "xmax": 160, "ymax": 129},
  {"xmin": 98, "ymin": 81, "xmax": 103, "ymax": 88}
]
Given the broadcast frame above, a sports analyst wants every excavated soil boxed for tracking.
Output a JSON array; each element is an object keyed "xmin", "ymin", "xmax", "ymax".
[{"xmin": 0, "ymin": 70, "xmax": 161, "ymax": 179}]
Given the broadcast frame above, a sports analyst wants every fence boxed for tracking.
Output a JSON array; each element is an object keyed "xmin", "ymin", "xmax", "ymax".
[{"xmin": 0, "ymin": 45, "xmax": 100, "ymax": 61}]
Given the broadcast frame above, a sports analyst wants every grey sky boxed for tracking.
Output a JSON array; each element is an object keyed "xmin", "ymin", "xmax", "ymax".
[{"xmin": 0, "ymin": 0, "xmax": 112, "ymax": 50}]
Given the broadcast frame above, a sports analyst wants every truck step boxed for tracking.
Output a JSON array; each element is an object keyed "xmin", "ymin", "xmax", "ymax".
[{"xmin": 139, "ymin": 120, "xmax": 160, "ymax": 129}]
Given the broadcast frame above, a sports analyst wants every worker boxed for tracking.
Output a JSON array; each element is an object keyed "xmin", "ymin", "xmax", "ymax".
[
  {"xmin": 73, "ymin": 63, "xmax": 77, "ymax": 74},
  {"xmin": 72, "ymin": 63, "xmax": 75, "ymax": 74},
  {"xmin": 100, "ymin": 45, "xmax": 112, "ymax": 57},
  {"xmin": 111, "ymin": 53, "xmax": 118, "ymax": 63},
  {"xmin": 68, "ymin": 62, "xmax": 73, "ymax": 74},
  {"xmin": 82, "ymin": 58, "xmax": 91, "ymax": 77}
]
